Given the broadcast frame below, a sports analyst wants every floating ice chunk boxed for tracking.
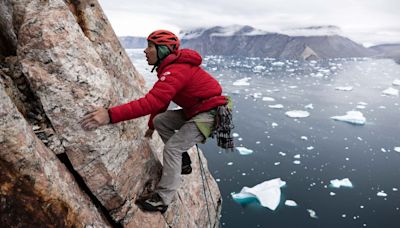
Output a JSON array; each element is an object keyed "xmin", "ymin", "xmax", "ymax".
[
  {"xmin": 272, "ymin": 61, "xmax": 285, "ymax": 66},
  {"xmin": 307, "ymin": 209, "xmax": 318, "ymax": 219},
  {"xmin": 236, "ymin": 147, "xmax": 254, "ymax": 155},
  {"xmin": 269, "ymin": 104, "xmax": 284, "ymax": 109},
  {"xmin": 233, "ymin": 77, "xmax": 251, "ymax": 86},
  {"xmin": 294, "ymin": 154, "xmax": 301, "ymax": 159},
  {"xmin": 356, "ymin": 105, "xmax": 366, "ymax": 109},
  {"xmin": 301, "ymin": 136, "xmax": 308, "ymax": 140},
  {"xmin": 377, "ymin": 191, "xmax": 387, "ymax": 197},
  {"xmin": 307, "ymin": 146, "xmax": 314, "ymax": 150},
  {"xmin": 331, "ymin": 111, "xmax": 366, "ymax": 125},
  {"xmin": 305, "ymin": 104, "xmax": 314, "ymax": 109},
  {"xmin": 253, "ymin": 65, "xmax": 266, "ymax": 72},
  {"xmin": 272, "ymin": 122, "xmax": 278, "ymax": 128},
  {"xmin": 232, "ymin": 133, "xmax": 240, "ymax": 137},
  {"xmin": 394, "ymin": 147, "xmax": 400, "ymax": 152},
  {"xmin": 381, "ymin": 148, "xmax": 387, "ymax": 153},
  {"xmin": 393, "ymin": 188, "xmax": 398, "ymax": 192},
  {"xmin": 227, "ymin": 162, "xmax": 234, "ymax": 166},
  {"xmin": 330, "ymin": 178, "xmax": 353, "ymax": 188},
  {"xmin": 274, "ymin": 162, "xmax": 280, "ymax": 166},
  {"xmin": 279, "ymin": 152, "xmax": 286, "ymax": 156},
  {"xmin": 330, "ymin": 192, "xmax": 336, "ymax": 196},
  {"xmin": 288, "ymin": 85, "xmax": 298, "ymax": 89},
  {"xmin": 231, "ymin": 178, "xmax": 286, "ymax": 210},
  {"xmin": 285, "ymin": 110, "xmax": 310, "ymax": 118},
  {"xmin": 382, "ymin": 87, "xmax": 399, "ymax": 96},
  {"xmin": 262, "ymin": 97, "xmax": 275, "ymax": 101},
  {"xmin": 252, "ymin": 92, "xmax": 262, "ymax": 98},
  {"xmin": 358, "ymin": 102, "xmax": 368, "ymax": 106},
  {"xmin": 335, "ymin": 86, "xmax": 353, "ymax": 91},
  {"xmin": 393, "ymin": 79, "xmax": 400, "ymax": 86},
  {"xmin": 285, "ymin": 200, "xmax": 298, "ymax": 207},
  {"xmin": 293, "ymin": 160, "xmax": 301, "ymax": 165}
]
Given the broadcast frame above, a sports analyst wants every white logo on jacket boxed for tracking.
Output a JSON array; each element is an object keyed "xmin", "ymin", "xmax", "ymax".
[{"xmin": 162, "ymin": 71, "xmax": 171, "ymax": 76}]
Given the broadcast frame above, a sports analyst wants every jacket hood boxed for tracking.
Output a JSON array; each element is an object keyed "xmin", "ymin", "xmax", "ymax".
[{"xmin": 157, "ymin": 49, "xmax": 202, "ymax": 73}]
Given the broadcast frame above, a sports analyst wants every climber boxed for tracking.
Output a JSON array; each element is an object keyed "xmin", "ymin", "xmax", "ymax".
[{"xmin": 80, "ymin": 30, "xmax": 233, "ymax": 213}]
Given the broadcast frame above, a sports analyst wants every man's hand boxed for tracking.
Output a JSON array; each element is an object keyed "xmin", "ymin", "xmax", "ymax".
[
  {"xmin": 80, "ymin": 107, "xmax": 110, "ymax": 131},
  {"xmin": 144, "ymin": 128, "xmax": 154, "ymax": 138}
]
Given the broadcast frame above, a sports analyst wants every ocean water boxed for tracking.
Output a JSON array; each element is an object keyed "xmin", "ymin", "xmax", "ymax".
[{"xmin": 127, "ymin": 49, "xmax": 400, "ymax": 228}]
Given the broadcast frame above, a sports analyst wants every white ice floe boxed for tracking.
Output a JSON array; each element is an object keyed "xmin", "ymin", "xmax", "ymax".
[
  {"xmin": 272, "ymin": 122, "xmax": 278, "ymax": 128},
  {"xmin": 233, "ymin": 77, "xmax": 251, "ymax": 86},
  {"xmin": 335, "ymin": 86, "xmax": 353, "ymax": 91},
  {"xmin": 274, "ymin": 162, "xmax": 281, "ymax": 166},
  {"xmin": 377, "ymin": 191, "xmax": 387, "ymax": 197},
  {"xmin": 232, "ymin": 133, "xmax": 240, "ymax": 137},
  {"xmin": 358, "ymin": 102, "xmax": 368, "ymax": 106},
  {"xmin": 330, "ymin": 192, "xmax": 336, "ymax": 196},
  {"xmin": 285, "ymin": 200, "xmax": 298, "ymax": 207},
  {"xmin": 301, "ymin": 136, "xmax": 308, "ymax": 140},
  {"xmin": 305, "ymin": 104, "xmax": 314, "ymax": 109},
  {"xmin": 356, "ymin": 105, "xmax": 366, "ymax": 109},
  {"xmin": 294, "ymin": 154, "xmax": 301, "ymax": 159},
  {"xmin": 330, "ymin": 178, "xmax": 353, "ymax": 188},
  {"xmin": 253, "ymin": 65, "xmax": 266, "ymax": 72},
  {"xmin": 262, "ymin": 97, "xmax": 275, "ymax": 101},
  {"xmin": 382, "ymin": 87, "xmax": 399, "ymax": 96},
  {"xmin": 307, "ymin": 146, "xmax": 314, "ymax": 150},
  {"xmin": 394, "ymin": 147, "xmax": 400, "ymax": 152},
  {"xmin": 279, "ymin": 152, "xmax": 286, "ymax": 156},
  {"xmin": 236, "ymin": 147, "xmax": 254, "ymax": 155},
  {"xmin": 285, "ymin": 110, "xmax": 310, "ymax": 118},
  {"xmin": 331, "ymin": 111, "xmax": 366, "ymax": 125},
  {"xmin": 293, "ymin": 160, "xmax": 301, "ymax": 165},
  {"xmin": 231, "ymin": 178, "xmax": 286, "ymax": 210},
  {"xmin": 272, "ymin": 61, "xmax": 285, "ymax": 66},
  {"xmin": 269, "ymin": 104, "xmax": 284, "ymax": 109},
  {"xmin": 252, "ymin": 92, "xmax": 262, "ymax": 98},
  {"xmin": 227, "ymin": 162, "xmax": 234, "ymax": 166},
  {"xmin": 307, "ymin": 209, "xmax": 318, "ymax": 219},
  {"xmin": 393, "ymin": 79, "xmax": 400, "ymax": 86},
  {"xmin": 393, "ymin": 188, "xmax": 398, "ymax": 192}
]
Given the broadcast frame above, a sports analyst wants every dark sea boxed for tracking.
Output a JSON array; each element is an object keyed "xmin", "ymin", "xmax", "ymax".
[{"xmin": 128, "ymin": 49, "xmax": 400, "ymax": 228}]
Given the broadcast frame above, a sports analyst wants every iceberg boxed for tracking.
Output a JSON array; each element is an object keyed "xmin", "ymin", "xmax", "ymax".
[
  {"xmin": 285, "ymin": 110, "xmax": 310, "ymax": 118},
  {"xmin": 307, "ymin": 209, "xmax": 318, "ymax": 219},
  {"xmin": 382, "ymin": 87, "xmax": 399, "ymax": 96},
  {"xmin": 377, "ymin": 191, "xmax": 387, "ymax": 197},
  {"xmin": 331, "ymin": 111, "xmax": 366, "ymax": 125},
  {"xmin": 335, "ymin": 86, "xmax": 353, "ymax": 91},
  {"xmin": 330, "ymin": 178, "xmax": 353, "ymax": 188},
  {"xmin": 236, "ymin": 146, "xmax": 254, "ymax": 155},
  {"xmin": 284, "ymin": 200, "xmax": 298, "ymax": 207},
  {"xmin": 394, "ymin": 147, "xmax": 400, "ymax": 153},
  {"xmin": 393, "ymin": 79, "xmax": 400, "ymax": 86},
  {"xmin": 231, "ymin": 178, "xmax": 286, "ymax": 210},
  {"xmin": 233, "ymin": 77, "xmax": 251, "ymax": 86},
  {"xmin": 305, "ymin": 103, "xmax": 314, "ymax": 109},
  {"xmin": 269, "ymin": 104, "xmax": 284, "ymax": 109},
  {"xmin": 262, "ymin": 97, "xmax": 275, "ymax": 101}
]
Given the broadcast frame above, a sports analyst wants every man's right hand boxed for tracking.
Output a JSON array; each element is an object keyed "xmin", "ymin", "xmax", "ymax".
[{"xmin": 144, "ymin": 128, "xmax": 154, "ymax": 138}]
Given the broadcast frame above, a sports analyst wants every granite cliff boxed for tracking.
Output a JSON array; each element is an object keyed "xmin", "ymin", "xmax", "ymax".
[{"xmin": 0, "ymin": 0, "xmax": 221, "ymax": 227}]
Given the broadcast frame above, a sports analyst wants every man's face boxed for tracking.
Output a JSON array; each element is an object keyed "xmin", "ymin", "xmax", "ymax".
[{"xmin": 144, "ymin": 41, "xmax": 157, "ymax": 65}]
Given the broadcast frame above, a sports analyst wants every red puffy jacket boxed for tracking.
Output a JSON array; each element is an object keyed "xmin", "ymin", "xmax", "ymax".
[{"xmin": 108, "ymin": 49, "xmax": 227, "ymax": 129}]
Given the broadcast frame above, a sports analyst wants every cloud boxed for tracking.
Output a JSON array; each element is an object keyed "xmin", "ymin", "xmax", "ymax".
[{"xmin": 98, "ymin": 0, "xmax": 400, "ymax": 45}]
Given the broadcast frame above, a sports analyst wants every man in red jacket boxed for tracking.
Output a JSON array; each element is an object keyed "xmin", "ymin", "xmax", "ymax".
[{"xmin": 80, "ymin": 30, "xmax": 228, "ymax": 213}]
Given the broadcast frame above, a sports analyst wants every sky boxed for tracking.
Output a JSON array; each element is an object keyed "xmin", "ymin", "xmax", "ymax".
[{"xmin": 98, "ymin": 0, "xmax": 400, "ymax": 46}]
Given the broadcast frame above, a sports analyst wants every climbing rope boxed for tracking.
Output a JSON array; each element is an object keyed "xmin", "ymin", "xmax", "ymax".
[{"xmin": 196, "ymin": 144, "xmax": 220, "ymax": 228}]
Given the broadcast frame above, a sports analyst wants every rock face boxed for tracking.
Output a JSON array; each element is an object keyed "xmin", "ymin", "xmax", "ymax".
[
  {"xmin": 0, "ymin": 0, "xmax": 221, "ymax": 227},
  {"xmin": 370, "ymin": 43, "xmax": 400, "ymax": 64},
  {"xmin": 180, "ymin": 25, "xmax": 377, "ymax": 59}
]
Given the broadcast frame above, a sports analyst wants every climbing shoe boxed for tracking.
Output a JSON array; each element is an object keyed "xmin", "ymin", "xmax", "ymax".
[
  {"xmin": 181, "ymin": 152, "xmax": 192, "ymax": 175},
  {"xmin": 136, "ymin": 192, "xmax": 168, "ymax": 214}
]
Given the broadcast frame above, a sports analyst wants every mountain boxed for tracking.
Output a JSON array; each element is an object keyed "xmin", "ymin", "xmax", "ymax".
[
  {"xmin": 369, "ymin": 43, "xmax": 400, "ymax": 64},
  {"xmin": 180, "ymin": 25, "xmax": 377, "ymax": 60},
  {"xmin": 118, "ymin": 36, "xmax": 147, "ymax": 48}
]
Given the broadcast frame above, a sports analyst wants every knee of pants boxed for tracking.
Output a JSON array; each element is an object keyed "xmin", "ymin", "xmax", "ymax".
[{"xmin": 153, "ymin": 113, "xmax": 167, "ymax": 131}]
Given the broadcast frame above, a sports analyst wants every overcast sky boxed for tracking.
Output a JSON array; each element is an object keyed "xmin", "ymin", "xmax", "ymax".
[{"xmin": 98, "ymin": 0, "xmax": 400, "ymax": 46}]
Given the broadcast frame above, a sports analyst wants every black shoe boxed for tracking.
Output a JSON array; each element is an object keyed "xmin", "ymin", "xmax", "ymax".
[
  {"xmin": 181, "ymin": 152, "xmax": 192, "ymax": 175},
  {"xmin": 136, "ymin": 193, "xmax": 168, "ymax": 214}
]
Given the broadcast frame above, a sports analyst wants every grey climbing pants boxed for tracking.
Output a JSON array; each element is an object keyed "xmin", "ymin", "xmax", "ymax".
[{"xmin": 153, "ymin": 109, "xmax": 214, "ymax": 205}]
